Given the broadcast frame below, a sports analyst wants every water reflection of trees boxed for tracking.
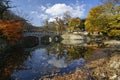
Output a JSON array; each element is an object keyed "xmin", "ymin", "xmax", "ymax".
[
  {"xmin": 46, "ymin": 43, "xmax": 94, "ymax": 61},
  {"xmin": 46, "ymin": 43, "xmax": 66, "ymax": 59},
  {"xmin": 0, "ymin": 45, "xmax": 30, "ymax": 80}
]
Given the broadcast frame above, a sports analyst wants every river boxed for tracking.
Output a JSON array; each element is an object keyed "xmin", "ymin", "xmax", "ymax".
[{"xmin": 0, "ymin": 39, "xmax": 103, "ymax": 80}]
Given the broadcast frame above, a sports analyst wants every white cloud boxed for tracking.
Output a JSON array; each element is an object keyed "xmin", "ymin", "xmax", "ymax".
[
  {"xmin": 48, "ymin": 16, "xmax": 63, "ymax": 22},
  {"xmin": 45, "ymin": 4, "xmax": 72, "ymax": 16},
  {"xmin": 39, "ymin": 6, "xmax": 46, "ymax": 11},
  {"xmin": 48, "ymin": 18, "xmax": 56, "ymax": 22},
  {"xmin": 32, "ymin": 2, "xmax": 86, "ymax": 25},
  {"xmin": 37, "ymin": 14, "xmax": 48, "ymax": 20},
  {"xmin": 45, "ymin": 3, "xmax": 85, "ymax": 17},
  {"xmin": 31, "ymin": 11, "xmax": 38, "ymax": 14},
  {"xmin": 72, "ymin": 4, "xmax": 85, "ymax": 17},
  {"xmin": 48, "ymin": 57, "xmax": 67, "ymax": 68},
  {"xmin": 44, "ymin": 3, "xmax": 85, "ymax": 22}
]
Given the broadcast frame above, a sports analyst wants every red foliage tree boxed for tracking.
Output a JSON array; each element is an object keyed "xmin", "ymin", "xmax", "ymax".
[{"xmin": 0, "ymin": 20, "xmax": 23, "ymax": 44}]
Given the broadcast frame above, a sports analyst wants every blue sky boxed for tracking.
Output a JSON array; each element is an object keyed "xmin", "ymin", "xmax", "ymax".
[{"xmin": 10, "ymin": 0, "xmax": 100, "ymax": 26}]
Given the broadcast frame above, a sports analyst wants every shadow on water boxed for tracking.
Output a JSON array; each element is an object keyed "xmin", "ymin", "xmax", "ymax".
[
  {"xmin": 21, "ymin": 36, "xmax": 39, "ymax": 48},
  {"xmin": 0, "ymin": 45, "xmax": 30, "ymax": 80}
]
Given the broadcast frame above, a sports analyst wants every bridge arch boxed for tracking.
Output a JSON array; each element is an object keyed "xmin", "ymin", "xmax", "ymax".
[
  {"xmin": 52, "ymin": 35, "xmax": 62, "ymax": 42},
  {"xmin": 23, "ymin": 31, "xmax": 59, "ymax": 44},
  {"xmin": 22, "ymin": 36, "xmax": 39, "ymax": 48},
  {"xmin": 40, "ymin": 35, "xmax": 53, "ymax": 45}
]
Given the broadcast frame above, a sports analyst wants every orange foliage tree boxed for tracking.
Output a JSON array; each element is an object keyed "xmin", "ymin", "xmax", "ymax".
[{"xmin": 0, "ymin": 20, "xmax": 23, "ymax": 44}]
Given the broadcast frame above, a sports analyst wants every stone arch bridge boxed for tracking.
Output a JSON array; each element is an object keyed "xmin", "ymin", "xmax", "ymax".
[{"xmin": 23, "ymin": 31, "xmax": 59, "ymax": 42}]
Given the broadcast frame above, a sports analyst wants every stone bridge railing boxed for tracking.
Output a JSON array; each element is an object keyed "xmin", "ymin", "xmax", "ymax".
[
  {"xmin": 23, "ymin": 31, "xmax": 59, "ymax": 42},
  {"xmin": 23, "ymin": 31, "xmax": 56, "ymax": 37}
]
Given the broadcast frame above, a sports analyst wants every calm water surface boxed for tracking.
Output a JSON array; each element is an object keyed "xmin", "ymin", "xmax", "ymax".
[{"xmin": 0, "ymin": 40, "xmax": 100, "ymax": 80}]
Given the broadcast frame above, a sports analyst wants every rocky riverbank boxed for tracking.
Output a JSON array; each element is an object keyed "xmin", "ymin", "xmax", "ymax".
[
  {"xmin": 85, "ymin": 48, "xmax": 120, "ymax": 80},
  {"xmin": 41, "ymin": 48, "xmax": 120, "ymax": 80}
]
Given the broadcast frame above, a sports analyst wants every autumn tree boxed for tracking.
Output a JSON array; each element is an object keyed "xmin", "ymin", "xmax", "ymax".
[
  {"xmin": 54, "ymin": 17, "xmax": 65, "ymax": 35},
  {"xmin": 0, "ymin": 0, "xmax": 27, "ymax": 45},
  {"xmin": 44, "ymin": 19, "xmax": 49, "ymax": 30},
  {"xmin": 107, "ymin": 6, "xmax": 120, "ymax": 38},
  {"xmin": 99, "ymin": 0, "xmax": 120, "ymax": 5},
  {"xmin": 0, "ymin": 0, "xmax": 31, "ymax": 32},
  {"xmin": 85, "ymin": 0, "xmax": 120, "ymax": 38},
  {"xmin": 68, "ymin": 17, "xmax": 82, "ymax": 32},
  {"xmin": 0, "ymin": 0, "xmax": 12, "ymax": 19},
  {"xmin": 46, "ymin": 22, "xmax": 56, "ymax": 32},
  {"xmin": 81, "ymin": 18, "xmax": 86, "ymax": 31},
  {"xmin": 85, "ymin": 5, "xmax": 106, "ymax": 33},
  {"xmin": 0, "ymin": 20, "xmax": 23, "ymax": 44},
  {"xmin": 104, "ymin": 1, "xmax": 120, "ymax": 38},
  {"xmin": 63, "ymin": 11, "xmax": 71, "ymax": 24}
]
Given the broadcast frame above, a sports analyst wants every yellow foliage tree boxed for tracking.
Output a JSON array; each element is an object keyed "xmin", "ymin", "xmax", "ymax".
[
  {"xmin": 85, "ymin": 5, "xmax": 106, "ymax": 33},
  {"xmin": 68, "ymin": 17, "xmax": 81, "ymax": 32}
]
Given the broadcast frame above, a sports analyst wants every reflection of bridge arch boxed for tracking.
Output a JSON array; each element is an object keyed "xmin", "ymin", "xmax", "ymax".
[{"xmin": 23, "ymin": 31, "xmax": 59, "ymax": 43}]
